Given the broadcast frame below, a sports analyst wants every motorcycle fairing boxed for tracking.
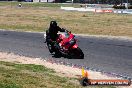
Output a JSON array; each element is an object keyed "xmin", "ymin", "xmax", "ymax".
[{"xmin": 72, "ymin": 44, "xmax": 78, "ymax": 49}]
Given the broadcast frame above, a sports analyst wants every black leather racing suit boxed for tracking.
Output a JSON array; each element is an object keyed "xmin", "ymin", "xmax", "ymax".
[
  {"xmin": 46, "ymin": 26, "xmax": 65, "ymax": 43},
  {"xmin": 46, "ymin": 25, "xmax": 66, "ymax": 54}
]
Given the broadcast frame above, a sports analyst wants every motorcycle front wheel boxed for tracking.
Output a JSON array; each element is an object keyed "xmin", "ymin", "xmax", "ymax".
[{"xmin": 70, "ymin": 47, "xmax": 84, "ymax": 59}]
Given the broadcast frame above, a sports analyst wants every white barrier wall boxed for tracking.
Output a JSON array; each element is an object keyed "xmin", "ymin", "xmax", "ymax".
[
  {"xmin": 61, "ymin": 7, "xmax": 96, "ymax": 12},
  {"xmin": 61, "ymin": 6, "xmax": 132, "ymax": 14},
  {"xmin": 33, "ymin": 0, "xmax": 39, "ymax": 2},
  {"xmin": 33, "ymin": 0, "xmax": 54, "ymax": 2},
  {"xmin": 41, "ymin": 0, "xmax": 47, "ymax": 2},
  {"xmin": 48, "ymin": 0, "xmax": 54, "ymax": 2}
]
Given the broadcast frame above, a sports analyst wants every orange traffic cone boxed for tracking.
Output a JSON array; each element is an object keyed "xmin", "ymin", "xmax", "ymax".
[{"xmin": 84, "ymin": 71, "xmax": 88, "ymax": 78}]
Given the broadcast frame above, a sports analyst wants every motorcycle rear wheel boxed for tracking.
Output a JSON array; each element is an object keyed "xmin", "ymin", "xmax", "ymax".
[{"xmin": 47, "ymin": 43, "xmax": 54, "ymax": 53}]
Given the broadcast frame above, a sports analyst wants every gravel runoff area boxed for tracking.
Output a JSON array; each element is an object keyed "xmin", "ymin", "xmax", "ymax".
[{"xmin": 0, "ymin": 52, "xmax": 131, "ymax": 88}]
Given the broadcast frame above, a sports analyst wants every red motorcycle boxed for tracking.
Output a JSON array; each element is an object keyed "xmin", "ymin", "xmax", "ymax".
[{"xmin": 45, "ymin": 31, "xmax": 84, "ymax": 59}]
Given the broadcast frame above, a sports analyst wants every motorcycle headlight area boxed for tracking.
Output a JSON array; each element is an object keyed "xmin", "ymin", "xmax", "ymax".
[{"xmin": 69, "ymin": 39, "xmax": 76, "ymax": 45}]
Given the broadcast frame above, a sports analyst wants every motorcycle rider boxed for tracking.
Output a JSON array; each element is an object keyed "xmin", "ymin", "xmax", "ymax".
[{"xmin": 46, "ymin": 21, "xmax": 68, "ymax": 55}]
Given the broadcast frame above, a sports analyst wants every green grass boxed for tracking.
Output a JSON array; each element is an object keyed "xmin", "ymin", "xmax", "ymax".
[
  {"xmin": 0, "ymin": 1, "xmax": 132, "ymax": 37},
  {"xmin": 0, "ymin": 61, "xmax": 76, "ymax": 88},
  {"xmin": 0, "ymin": 61, "xmax": 55, "ymax": 73},
  {"xmin": 0, "ymin": 61, "xmax": 116, "ymax": 88},
  {"xmin": 0, "ymin": 83, "xmax": 20, "ymax": 88}
]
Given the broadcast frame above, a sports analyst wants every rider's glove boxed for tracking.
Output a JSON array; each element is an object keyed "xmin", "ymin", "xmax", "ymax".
[{"xmin": 65, "ymin": 30, "xmax": 69, "ymax": 33}]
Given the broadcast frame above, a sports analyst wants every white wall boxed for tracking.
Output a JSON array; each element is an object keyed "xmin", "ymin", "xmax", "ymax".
[
  {"xmin": 41, "ymin": 0, "xmax": 47, "ymax": 2},
  {"xmin": 33, "ymin": 0, "xmax": 54, "ymax": 2},
  {"xmin": 33, "ymin": 0, "xmax": 39, "ymax": 2}
]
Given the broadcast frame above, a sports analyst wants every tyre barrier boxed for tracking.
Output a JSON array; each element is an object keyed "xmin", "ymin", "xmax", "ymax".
[
  {"xmin": 43, "ymin": 58, "xmax": 132, "ymax": 82},
  {"xmin": 95, "ymin": 9, "xmax": 113, "ymax": 13}
]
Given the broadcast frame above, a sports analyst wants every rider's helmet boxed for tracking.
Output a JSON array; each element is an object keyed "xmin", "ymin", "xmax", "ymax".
[{"xmin": 50, "ymin": 21, "xmax": 57, "ymax": 28}]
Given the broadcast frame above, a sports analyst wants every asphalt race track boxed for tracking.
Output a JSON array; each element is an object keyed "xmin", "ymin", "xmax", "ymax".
[{"xmin": 0, "ymin": 30, "xmax": 132, "ymax": 78}]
